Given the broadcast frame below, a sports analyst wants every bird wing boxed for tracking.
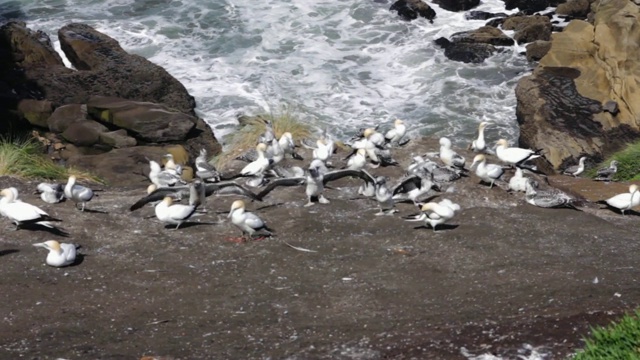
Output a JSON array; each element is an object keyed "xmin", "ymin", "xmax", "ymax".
[
  {"xmin": 322, "ymin": 169, "xmax": 375, "ymax": 185},
  {"xmin": 129, "ymin": 186, "xmax": 189, "ymax": 211},
  {"xmin": 169, "ymin": 204, "xmax": 196, "ymax": 220},
  {"xmin": 196, "ymin": 157, "xmax": 217, "ymax": 172},
  {"xmin": 244, "ymin": 212, "xmax": 266, "ymax": 230},
  {"xmin": 255, "ymin": 177, "xmax": 306, "ymax": 200},
  {"xmin": 60, "ymin": 243, "xmax": 77, "ymax": 261},
  {"xmin": 392, "ymin": 175, "xmax": 421, "ymax": 195},
  {"xmin": 486, "ymin": 164, "xmax": 505, "ymax": 179},
  {"xmin": 204, "ymin": 182, "xmax": 261, "ymax": 201}
]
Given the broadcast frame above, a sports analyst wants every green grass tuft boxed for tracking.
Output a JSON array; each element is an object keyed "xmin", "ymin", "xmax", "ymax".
[
  {"xmin": 572, "ymin": 310, "xmax": 640, "ymax": 359},
  {"xmin": 0, "ymin": 136, "xmax": 103, "ymax": 184},
  {"xmin": 586, "ymin": 141, "xmax": 640, "ymax": 181},
  {"xmin": 213, "ymin": 109, "xmax": 313, "ymax": 169}
]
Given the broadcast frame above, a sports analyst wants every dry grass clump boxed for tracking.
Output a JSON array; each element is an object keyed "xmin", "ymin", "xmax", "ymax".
[
  {"xmin": 0, "ymin": 136, "xmax": 103, "ymax": 183},
  {"xmin": 213, "ymin": 111, "xmax": 313, "ymax": 169}
]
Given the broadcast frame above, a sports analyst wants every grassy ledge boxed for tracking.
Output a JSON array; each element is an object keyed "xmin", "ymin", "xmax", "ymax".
[
  {"xmin": 213, "ymin": 110, "xmax": 313, "ymax": 169},
  {"xmin": 0, "ymin": 136, "xmax": 102, "ymax": 183},
  {"xmin": 586, "ymin": 141, "xmax": 640, "ymax": 181},
  {"xmin": 571, "ymin": 310, "xmax": 640, "ymax": 359}
]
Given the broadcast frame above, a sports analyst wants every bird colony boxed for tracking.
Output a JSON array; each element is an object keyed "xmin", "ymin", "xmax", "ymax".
[{"xmin": 1, "ymin": 119, "xmax": 634, "ymax": 268}]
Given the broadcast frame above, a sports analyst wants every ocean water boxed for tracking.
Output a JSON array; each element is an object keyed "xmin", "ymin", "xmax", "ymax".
[{"xmin": 6, "ymin": 0, "xmax": 531, "ymax": 147}]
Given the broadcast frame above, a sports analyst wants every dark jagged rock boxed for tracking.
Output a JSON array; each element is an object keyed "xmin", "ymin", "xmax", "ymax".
[
  {"xmin": 390, "ymin": 0, "xmax": 436, "ymax": 22},
  {"xmin": 47, "ymin": 104, "xmax": 88, "ymax": 133},
  {"xmin": 432, "ymin": 0, "xmax": 480, "ymax": 12},
  {"xmin": 501, "ymin": 0, "xmax": 563, "ymax": 14},
  {"xmin": 61, "ymin": 120, "xmax": 109, "ymax": 147},
  {"xmin": 485, "ymin": 17, "xmax": 507, "ymax": 27},
  {"xmin": 465, "ymin": 10, "xmax": 508, "ymax": 20},
  {"xmin": 556, "ymin": 0, "xmax": 591, "ymax": 18},
  {"xmin": 435, "ymin": 37, "xmax": 498, "ymax": 63},
  {"xmin": 450, "ymin": 26, "xmax": 515, "ymax": 46}
]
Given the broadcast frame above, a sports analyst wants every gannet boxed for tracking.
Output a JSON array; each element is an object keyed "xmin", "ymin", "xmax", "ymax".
[
  {"xmin": 562, "ymin": 156, "xmax": 587, "ymax": 177},
  {"xmin": 36, "ymin": 182, "xmax": 65, "ymax": 204},
  {"xmin": 33, "ymin": 240, "xmax": 77, "ymax": 267},
  {"xmin": 470, "ymin": 154, "xmax": 505, "ymax": 189},
  {"xmin": 256, "ymin": 160, "xmax": 375, "ymax": 206},
  {"xmin": 596, "ymin": 184, "xmax": 640, "ymax": 215},
  {"xmin": 149, "ymin": 160, "xmax": 185, "ymax": 188},
  {"xmin": 348, "ymin": 124, "xmax": 380, "ymax": 143},
  {"xmin": 228, "ymin": 199, "xmax": 274, "ymax": 240},
  {"xmin": 347, "ymin": 129, "xmax": 380, "ymax": 166},
  {"xmin": 411, "ymin": 156, "xmax": 463, "ymax": 183},
  {"xmin": 524, "ymin": 179, "xmax": 579, "ymax": 209},
  {"xmin": 404, "ymin": 198, "xmax": 459, "ymax": 232},
  {"xmin": 508, "ymin": 167, "xmax": 529, "ymax": 193},
  {"xmin": 322, "ymin": 129, "xmax": 336, "ymax": 158},
  {"xmin": 392, "ymin": 172, "xmax": 440, "ymax": 204},
  {"xmin": 241, "ymin": 143, "xmax": 273, "ymax": 177},
  {"xmin": 266, "ymin": 138, "xmax": 285, "ymax": 164},
  {"xmin": 345, "ymin": 149, "xmax": 367, "ymax": 170},
  {"xmin": 495, "ymin": 139, "xmax": 543, "ymax": 167},
  {"xmin": 0, "ymin": 188, "xmax": 63, "ymax": 231},
  {"xmin": 373, "ymin": 176, "xmax": 397, "ymax": 215},
  {"xmin": 470, "ymin": 121, "xmax": 490, "ymax": 153},
  {"xmin": 130, "ymin": 181, "xmax": 260, "ymax": 211},
  {"xmin": 195, "ymin": 149, "xmax": 222, "ymax": 182},
  {"xmin": 279, "ymin": 132, "xmax": 303, "ymax": 160},
  {"xmin": 439, "ymin": 137, "xmax": 466, "ymax": 170},
  {"xmin": 258, "ymin": 120, "xmax": 276, "ymax": 143},
  {"xmin": 384, "ymin": 119, "xmax": 407, "ymax": 146},
  {"xmin": 366, "ymin": 128, "xmax": 386, "ymax": 149},
  {"xmin": 154, "ymin": 183, "xmax": 200, "ymax": 229},
  {"xmin": 312, "ymin": 139, "xmax": 331, "ymax": 163},
  {"xmin": 595, "ymin": 160, "xmax": 618, "ymax": 181},
  {"xmin": 64, "ymin": 175, "xmax": 94, "ymax": 211},
  {"xmin": 358, "ymin": 180, "xmax": 376, "ymax": 197}
]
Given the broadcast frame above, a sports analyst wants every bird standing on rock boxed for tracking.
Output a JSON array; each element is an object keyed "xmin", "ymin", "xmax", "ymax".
[
  {"xmin": 594, "ymin": 160, "xmax": 618, "ymax": 181},
  {"xmin": 596, "ymin": 184, "xmax": 640, "ymax": 215},
  {"xmin": 470, "ymin": 154, "xmax": 505, "ymax": 189},
  {"xmin": 439, "ymin": 137, "xmax": 466, "ymax": 170},
  {"xmin": 562, "ymin": 156, "xmax": 587, "ymax": 177},
  {"xmin": 404, "ymin": 198, "xmax": 459, "ymax": 232},
  {"xmin": 64, "ymin": 175, "xmax": 95, "ymax": 212},
  {"xmin": 228, "ymin": 199, "xmax": 274, "ymax": 241},
  {"xmin": 469, "ymin": 121, "xmax": 490, "ymax": 153},
  {"xmin": 495, "ymin": 139, "xmax": 543, "ymax": 167},
  {"xmin": 0, "ymin": 187, "xmax": 64, "ymax": 232},
  {"xmin": 384, "ymin": 119, "xmax": 407, "ymax": 146},
  {"xmin": 36, "ymin": 182, "xmax": 65, "ymax": 204}
]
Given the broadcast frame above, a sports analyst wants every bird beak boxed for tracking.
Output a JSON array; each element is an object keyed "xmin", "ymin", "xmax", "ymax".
[
  {"xmin": 227, "ymin": 209, "xmax": 234, "ymax": 218},
  {"xmin": 470, "ymin": 161, "xmax": 478, "ymax": 169},
  {"xmin": 33, "ymin": 243, "xmax": 46, "ymax": 249}
]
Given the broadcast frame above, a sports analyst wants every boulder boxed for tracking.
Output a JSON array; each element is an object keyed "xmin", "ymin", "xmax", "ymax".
[
  {"xmin": 556, "ymin": 0, "xmax": 591, "ymax": 18},
  {"xmin": 61, "ymin": 120, "xmax": 109, "ymax": 147},
  {"xmin": 390, "ymin": 0, "xmax": 436, "ymax": 22},
  {"xmin": 465, "ymin": 11, "xmax": 508, "ymax": 20},
  {"xmin": 47, "ymin": 104, "xmax": 88, "ymax": 133},
  {"xmin": 525, "ymin": 40, "xmax": 552, "ymax": 61},
  {"xmin": 99, "ymin": 129, "xmax": 137, "ymax": 148},
  {"xmin": 432, "ymin": 0, "xmax": 480, "ymax": 12},
  {"xmin": 86, "ymin": 96, "xmax": 196, "ymax": 143},
  {"xmin": 503, "ymin": 15, "xmax": 553, "ymax": 44},
  {"xmin": 17, "ymin": 99, "xmax": 53, "ymax": 128},
  {"xmin": 501, "ymin": 0, "xmax": 563, "ymax": 14},
  {"xmin": 434, "ymin": 37, "xmax": 498, "ymax": 63},
  {"xmin": 517, "ymin": 0, "xmax": 640, "ymax": 170},
  {"xmin": 450, "ymin": 26, "xmax": 515, "ymax": 46}
]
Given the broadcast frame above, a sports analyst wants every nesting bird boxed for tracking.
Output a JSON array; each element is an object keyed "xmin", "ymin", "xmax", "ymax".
[
  {"xmin": 384, "ymin": 119, "xmax": 407, "ymax": 146},
  {"xmin": 228, "ymin": 200, "xmax": 274, "ymax": 241},
  {"xmin": 195, "ymin": 148, "xmax": 222, "ymax": 182},
  {"xmin": 596, "ymin": 184, "xmax": 640, "ymax": 215},
  {"xmin": 373, "ymin": 176, "xmax": 397, "ymax": 215},
  {"xmin": 149, "ymin": 160, "xmax": 185, "ymax": 188},
  {"xmin": 345, "ymin": 149, "xmax": 367, "ymax": 171},
  {"xmin": 524, "ymin": 179, "xmax": 579, "ymax": 209},
  {"xmin": 508, "ymin": 167, "xmax": 529, "ymax": 193},
  {"xmin": 278, "ymin": 132, "xmax": 303, "ymax": 160},
  {"xmin": 64, "ymin": 175, "xmax": 95, "ymax": 212},
  {"xmin": 33, "ymin": 240, "xmax": 78, "ymax": 267}
]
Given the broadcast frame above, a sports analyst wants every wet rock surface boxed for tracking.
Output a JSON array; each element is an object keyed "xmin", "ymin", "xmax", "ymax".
[{"xmin": 1, "ymin": 138, "xmax": 639, "ymax": 359}]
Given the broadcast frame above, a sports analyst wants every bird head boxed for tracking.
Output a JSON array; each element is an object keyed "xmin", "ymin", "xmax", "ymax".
[
  {"xmin": 421, "ymin": 203, "xmax": 436, "ymax": 212},
  {"xmin": 162, "ymin": 196, "xmax": 174, "ymax": 206},
  {"xmin": 363, "ymin": 128, "xmax": 375, "ymax": 138},
  {"xmin": 471, "ymin": 154, "xmax": 486, "ymax": 168},
  {"xmin": 229, "ymin": 200, "xmax": 245, "ymax": 217},
  {"xmin": 375, "ymin": 176, "xmax": 387, "ymax": 185},
  {"xmin": 495, "ymin": 139, "xmax": 509, "ymax": 148},
  {"xmin": 356, "ymin": 149, "xmax": 367, "ymax": 157},
  {"xmin": 33, "ymin": 240, "xmax": 61, "ymax": 253},
  {"xmin": 256, "ymin": 143, "xmax": 268, "ymax": 153},
  {"xmin": 147, "ymin": 184, "xmax": 158, "ymax": 194},
  {"xmin": 611, "ymin": 160, "xmax": 619, "ymax": 167},
  {"xmin": 282, "ymin": 132, "xmax": 293, "ymax": 140},
  {"xmin": 630, "ymin": 184, "xmax": 638, "ymax": 194},
  {"xmin": 479, "ymin": 121, "xmax": 490, "ymax": 129},
  {"xmin": 394, "ymin": 119, "xmax": 404, "ymax": 126},
  {"xmin": 439, "ymin": 137, "xmax": 451, "ymax": 147},
  {"xmin": 0, "ymin": 187, "xmax": 17, "ymax": 201},
  {"xmin": 199, "ymin": 148, "xmax": 207, "ymax": 157}
]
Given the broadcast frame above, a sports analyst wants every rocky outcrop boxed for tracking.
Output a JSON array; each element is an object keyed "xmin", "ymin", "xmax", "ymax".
[
  {"xmin": 390, "ymin": 0, "xmax": 436, "ymax": 22},
  {"xmin": 517, "ymin": 0, "xmax": 640, "ymax": 170},
  {"xmin": 502, "ymin": 15, "xmax": 553, "ymax": 44},
  {"xmin": 432, "ymin": 0, "xmax": 480, "ymax": 12},
  {"xmin": 502, "ymin": 0, "xmax": 566, "ymax": 14},
  {"xmin": 525, "ymin": 40, "xmax": 552, "ymax": 61},
  {"xmin": 435, "ymin": 26, "xmax": 513, "ymax": 63},
  {"xmin": 0, "ymin": 21, "xmax": 221, "ymax": 185}
]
